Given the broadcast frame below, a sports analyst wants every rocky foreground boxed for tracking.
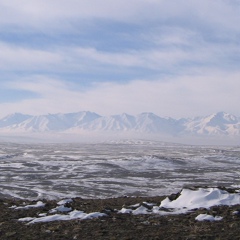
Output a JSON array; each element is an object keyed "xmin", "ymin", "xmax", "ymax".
[{"xmin": 0, "ymin": 188, "xmax": 240, "ymax": 240}]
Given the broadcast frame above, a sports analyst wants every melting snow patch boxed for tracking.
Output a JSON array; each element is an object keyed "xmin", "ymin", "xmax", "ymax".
[
  {"xmin": 142, "ymin": 202, "xmax": 156, "ymax": 207},
  {"xmin": 49, "ymin": 205, "xmax": 72, "ymax": 213},
  {"xmin": 132, "ymin": 206, "xmax": 150, "ymax": 215},
  {"xmin": 18, "ymin": 217, "xmax": 36, "ymax": 222},
  {"xmin": 118, "ymin": 208, "xmax": 132, "ymax": 214},
  {"xmin": 24, "ymin": 210, "xmax": 107, "ymax": 224},
  {"xmin": 119, "ymin": 188, "xmax": 240, "ymax": 216},
  {"xmin": 129, "ymin": 203, "xmax": 140, "ymax": 208},
  {"xmin": 11, "ymin": 201, "xmax": 45, "ymax": 210},
  {"xmin": 15, "ymin": 188, "xmax": 240, "ymax": 224},
  {"xmin": 15, "ymin": 198, "xmax": 107, "ymax": 224},
  {"xmin": 38, "ymin": 213, "xmax": 47, "ymax": 217},
  {"xmin": 160, "ymin": 188, "xmax": 240, "ymax": 213},
  {"xmin": 195, "ymin": 214, "xmax": 223, "ymax": 222},
  {"xmin": 81, "ymin": 212, "xmax": 107, "ymax": 220}
]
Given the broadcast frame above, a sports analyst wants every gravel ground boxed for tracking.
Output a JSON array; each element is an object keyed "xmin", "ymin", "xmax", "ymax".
[{"xmin": 0, "ymin": 194, "xmax": 240, "ymax": 240}]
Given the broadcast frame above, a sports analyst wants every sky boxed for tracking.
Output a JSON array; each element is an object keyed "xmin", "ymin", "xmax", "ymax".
[{"xmin": 0, "ymin": 0, "xmax": 240, "ymax": 119}]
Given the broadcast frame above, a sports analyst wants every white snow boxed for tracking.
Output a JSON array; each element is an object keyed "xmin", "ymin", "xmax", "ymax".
[
  {"xmin": 81, "ymin": 212, "xmax": 107, "ymax": 220},
  {"xmin": 18, "ymin": 217, "xmax": 36, "ymax": 222},
  {"xmin": 15, "ymin": 200, "xmax": 107, "ymax": 224},
  {"xmin": 0, "ymin": 111, "xmax": 240, "ymax": 137},
  {"xmin": 11, "ymin": 201, "xmax": 45, "ymax": 210},
  {"xmin": 118, "ymin": 206, "xmax": 151, "ymax": 215},
  {"xmin": 129, "ymin": 203, "xmax": 140, "ymax": 208},
  {"xmin": 132, "ymin": 206, "xmax": 150, "ymax": 215},
  {"xmin": 24, "ymin": 210, "xmax": 107, "ymax": 224},
  {"xmin": 38, "ymin": 213, "xmax": 47, "ymax": 217},
  {"xmin": 49, "ymin": 205, "xmax": 72, "ymax": 213},
  {"xmin": 160, "ymin": 188, "xmax": 240, "ymax": 211},
  {"xmin": 142, "ymin": 202, "xmax": 156, "ymax": 207},
  {"xmin": 27, "ymin": 214, "xmax": 70, "ymax": 224},
  {"xmin": 13, "ymin": 187, "xmax": 240, "ymax": 225},
  {"xmin": 119, "ymin": 187, "xmax": 240, "ymax": 217},
  {"xmin": 118, "ymin": 208, "xmax": 133, "ymax": 214},
  {"xmin": 195, "ymin": 214, "xmax": 223, "ymax": 222},
  {"xmin": 57, "ymin": 198, "xmax": 73, "ymax": 205}
]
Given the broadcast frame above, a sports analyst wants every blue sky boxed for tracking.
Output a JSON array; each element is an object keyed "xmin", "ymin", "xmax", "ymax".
[{"xmin": 0, "ymin": 0, "xmax": 240, "ymax": 118}]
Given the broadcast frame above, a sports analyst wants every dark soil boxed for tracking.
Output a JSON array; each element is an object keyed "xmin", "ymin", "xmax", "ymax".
[{"xmin": 0, "ymin": 194, "xmax": 240, "ymax": 240}]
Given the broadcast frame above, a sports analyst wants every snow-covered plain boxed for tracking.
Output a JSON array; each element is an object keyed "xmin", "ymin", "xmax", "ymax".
[{"xmin": 0, "ymin": 141, "xmax": 239, "ymax": 200}]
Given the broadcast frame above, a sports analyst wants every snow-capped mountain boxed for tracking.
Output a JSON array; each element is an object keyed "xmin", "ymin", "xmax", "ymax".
[
  {"xmin": 0, "ymin": 113, "xmax": 32, "ymax": 128},
  {"xmin": 0, "ymin": 111, "xmax": 101, "ymax": 132},
  {"xmin": 0, "ymin": 111, "xmax": 239, "ymax": 137},
  {"xmin": 183, "ymin": 112, "xmax": 240, "ymax": 135},
  {"xmin": 83, "ymin": 113, "xmax": 136, "ymax": 131},
  {"xmin": 135, "ymin": 112, "xmax": 181, "ymax": 134}
]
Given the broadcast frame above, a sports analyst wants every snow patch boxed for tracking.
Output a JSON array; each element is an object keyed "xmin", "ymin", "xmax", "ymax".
[
  {"xmin": 118, "ymin": 208, "xmax": 133, "ymax": 214},
  {"xmin": 119, "ymin": 188, "xmax": 240, "ymax": 216},
  {"xmin": 49, "ymin": 205, "xmax": 72, "ymax": 213},
  {"xmin": 160, "ymin": 188, "xmax": 240, "ymax": 211},
  {"xmin": 18, "ymin": 217, "xmax": 36, "ymax": 222},
  {"xmin": 132, "ymin": 206, "xmax": 150, "ymax": 215},
  {"xmin": 16, "ymin": 199, "xmax": 107, "ymax": 224},
  {"xmin": 57, "ymin": 198, "xmax": 73, "ymax": 205},
  {"xmin": 11, "ymin": 201, "xmax": 45, "ymax": 210},
  {"xmin": 195, "ymin": 214, "xmax": 223, "ymax": 222},
  {"xmin": 25, "ymin": 210, "xmax": 107, "ymax": 224}
]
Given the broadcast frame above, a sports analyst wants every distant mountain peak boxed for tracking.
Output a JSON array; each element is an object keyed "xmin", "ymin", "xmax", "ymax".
[
  {"xmin": 0, "ymin": 111, "xmax": 239, "ymax": 137},
  {"xmin": 207, "ymin": 112, "xmax": 238, "ymax": 125}
]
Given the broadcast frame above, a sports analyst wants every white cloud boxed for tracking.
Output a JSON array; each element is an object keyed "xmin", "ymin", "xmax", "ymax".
[
  {"xmin": 0, "ymin": 0, "xmax": 239, "ymax": 120},
  {"xmin": 82, "ymin": 71, "xmax": 240, "ymax": 118},
  {"xmin": 0, "ymin": 0, "xmax": 239, "ymax": 76},
  {"xmin": 0, "ymin": 0, "xmax": 239, "ymax": 33},
  {"xmin": 1, "ymin": 78, "xmax": 84, "ymax": 116},
  {"xmin": 0, "ymin": 42, "xmax": 62, "ymax": 71},
  {"xmin": 1, "ymin": 71, "xmax": 240, "ymax": 118},
  {"xmin": 0, "ymin": 39, "xmax": 239, "ymax": 77}
]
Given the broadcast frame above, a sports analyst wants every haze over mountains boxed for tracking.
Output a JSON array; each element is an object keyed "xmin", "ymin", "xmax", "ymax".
[{"xmin": 0, "ymin": 111, "xmax": 240, "ymax": 139}]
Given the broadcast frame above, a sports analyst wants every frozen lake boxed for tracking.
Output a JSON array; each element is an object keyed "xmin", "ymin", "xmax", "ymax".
[{"xmin": 0, "ymin": 140, "xmax": 239, "ymax": 199}]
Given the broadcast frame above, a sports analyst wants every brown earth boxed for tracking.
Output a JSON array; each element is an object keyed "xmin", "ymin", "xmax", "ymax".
[{"xmin": 0, "ymin": 193, "xmax": 240, "ymax": 240}]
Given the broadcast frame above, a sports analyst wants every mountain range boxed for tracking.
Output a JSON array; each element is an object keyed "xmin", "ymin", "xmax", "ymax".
[{"xmin": 0, "ymin": 111, "xmax": 240, "ymax": 137}]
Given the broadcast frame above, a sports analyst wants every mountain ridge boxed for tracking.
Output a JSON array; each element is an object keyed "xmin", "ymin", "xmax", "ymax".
[{"xmin": 0, "ymin": 111, "xmax": 240, "ymax": 137}]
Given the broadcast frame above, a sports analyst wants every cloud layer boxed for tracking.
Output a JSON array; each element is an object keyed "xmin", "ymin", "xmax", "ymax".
[
  {"xmin": 0, "ymin": 0, "xmax": 240, "ymax": 118},
  {"xmin": 1, "ymin": 71, "xmax": 239, "ymax": 118}
]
